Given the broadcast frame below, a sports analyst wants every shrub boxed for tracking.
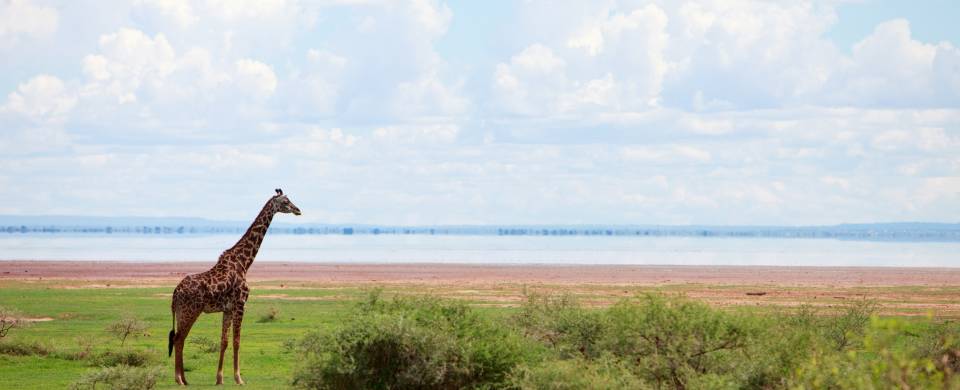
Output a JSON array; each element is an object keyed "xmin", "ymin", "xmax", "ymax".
[
  {"xmin": 0, "ymin": 339, "xmax": 51, "ymax": 356},
  {"xmin": 514, "ymin": 293, "xmax": 607, "ymax": 359},
  {"xmin": 510, "ymin": 356, "xmax": 646, "ymax": 390},
  {"xmin": 258, "ymin": 306, "xmax": 281, "ymax": 323},
  {"xmin": 290, "ymin": 291, "xmax": 538, "ymax": 389},
  {"xmin": 824, "ymin": 297, "xmax": 879, "ymax": 351},
  {"xmin": 72, "ymin": 336, "xmax": 97, "ymax": 360},
  {"xmin": 600, "ymin": 294, "xmax": 752, "ymax": 388},
  {"xmin": 69, "ymin": 365, "xmax": 163, "ymax": 390},
  {"xmin": 189, "ymin": 335, "xmax": 219, "ymax": 353},
  {"xmin": 0, "ymin": 306, "xmax": 28, "ymax": 338},
  {"xmin": 105, "ymin": 316, "xmax": 149, "ymax": 347},
  {"xmin": 92, "ymin": 349, "xmax": 154, "ymax": 367},
  {"xmin": 791, "ymin": 317, "xmax": 960, "ymax": 388}
]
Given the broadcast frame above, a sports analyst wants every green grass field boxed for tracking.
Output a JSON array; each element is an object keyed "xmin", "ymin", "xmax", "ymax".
[
  {"xmin": 2, "ymin": 280, "xmax": 959, "ymax": 389},
  {"xmin": 0, "ymin": 281, "xmax": 366, "ymax": 389}
]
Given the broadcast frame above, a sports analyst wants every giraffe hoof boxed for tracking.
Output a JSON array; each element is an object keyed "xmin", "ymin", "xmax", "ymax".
[{"xmin": 235, "ymin": 375, "xmax": 245, "ymax": 385}]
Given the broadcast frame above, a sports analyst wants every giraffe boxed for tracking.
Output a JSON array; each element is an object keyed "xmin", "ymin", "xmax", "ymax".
[{"xmin": 168, "ymin": 189, "xmax": 301, "ymax": 386}]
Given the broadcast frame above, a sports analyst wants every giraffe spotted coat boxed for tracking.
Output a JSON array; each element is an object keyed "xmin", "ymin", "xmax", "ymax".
[{"xmin": 169, "ymin": 190, "xmax": 301, "ymax": 386}]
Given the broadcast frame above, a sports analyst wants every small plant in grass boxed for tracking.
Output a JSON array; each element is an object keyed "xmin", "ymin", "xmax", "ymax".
[
  {"xmin": 69, "ymin": 365, "xmax": 163, "ymax": 390},
  {"xmin": 189, "ymin": 335, "xmax": 219, "ymax": 353},
  {"xmin": 105, "ymin": 315, "xmax": 149, "ymax": 347},
  {"xmin": 258, "ymin": 305, "xmax": 281, "ymax": 323},
  {"xmin": 0, "ymin": 306, "xmax": 27, "ymax": 338},
  {"xmin": 71, "ymin": 336, "xmax": 96, "ymax": 360}
]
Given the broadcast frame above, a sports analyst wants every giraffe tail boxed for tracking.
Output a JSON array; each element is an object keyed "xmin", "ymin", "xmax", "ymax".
[{"xmin": 168, "ymin": 304, "xmax": 176, "ymax": 357}]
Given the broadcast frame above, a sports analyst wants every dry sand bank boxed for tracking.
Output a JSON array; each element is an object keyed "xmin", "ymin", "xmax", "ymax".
[{"xmin": 1, "ymin": 260, "xmax": 959, "ymax": 287}]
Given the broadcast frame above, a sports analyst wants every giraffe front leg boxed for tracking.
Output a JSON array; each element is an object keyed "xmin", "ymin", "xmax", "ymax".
[
  {"xmin": 232, "ymin": 307, "xmax": 245, "ymax": 385},
  {"xmin": 216, "ymin": 311, "xmax": 232, "ymax": 385}
]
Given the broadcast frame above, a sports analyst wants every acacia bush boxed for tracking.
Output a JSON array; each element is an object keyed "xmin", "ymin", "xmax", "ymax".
[
  {"xmin": 0, "ymin": 306, "xmax": 27, "ymax": 338},
  {"xmin": 514, "ymin": 293, "xmax": 607, "ymax": 359},
  {"xmin": 69, "ymin": 364, "xmax": 163, "ymax": 390},
  {"xmin": 291, "ymin": 291, "xmax": 960, "ymax": 390},
  {"xmin": 91, "ymin": 348, "xmax": 154, "ymax": 367},
  {"xmin": 599, "ymin": 295, "xmax": 753, "ymax": 388},
  {"xmin": 290, "ymin": 291, "xmax": 539, "ymax": 389},
  {"xmin": 509, "ymin": 356, "xmax": 645, "ymax": 390},
  {"xmin": 0, "ymin": 338, "xmax": 51, "ymax": 356},
  {"xmin": 791, "ymin": 317, "xmax": 960, "ymax": 388},
  {"xmin": 105, "ymin": 315, "xmax": 149, "ymax": 347}
]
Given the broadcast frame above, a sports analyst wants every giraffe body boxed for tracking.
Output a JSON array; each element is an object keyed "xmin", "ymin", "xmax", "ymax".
[{"xmin": 169, "ymin": 190, "xmax": 300, "ymax": 386}]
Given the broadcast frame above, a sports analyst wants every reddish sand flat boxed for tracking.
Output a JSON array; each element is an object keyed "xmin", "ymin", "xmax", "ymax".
[{"xmin": 1, "ymin": 260, "xmax": 959, "ymax": 287}]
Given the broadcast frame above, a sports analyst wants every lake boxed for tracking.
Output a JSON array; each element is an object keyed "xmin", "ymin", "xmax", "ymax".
[{"xmin": 0, "ymin": 234, "xmax": 957, "ymax": 267}]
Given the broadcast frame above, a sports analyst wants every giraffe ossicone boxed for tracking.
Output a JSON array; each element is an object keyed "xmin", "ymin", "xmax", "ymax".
[{"xmin": 168, "ymin": 190, "xmax": 301, "ymax": 386}]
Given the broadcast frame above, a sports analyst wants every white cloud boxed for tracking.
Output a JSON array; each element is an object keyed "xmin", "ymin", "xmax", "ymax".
[
  {"xmin": 136, "ymin": 0, "xmax": 197, "ymax": 27},
  {"xmin": 80, "ymin": 28, "xmax": 177, "ymax": 104},
  {"xmin": 493, "ymin": 44, "xmax": 567, "ymax": 115},
  {"xmin": 834, "ymin": 19, "xmax": 960, "ymax": 107},
  {"xmin": 373, "ymin": 124, "xmax": 458, "ymax": 144},
  {"xmin": 0, "ymin": 0, "xmax": 58, "ymax": 47},
  {"xmin": 2, "ymin": 74, "xmax": 75, "ymax": 120},
  {"xmin": 234, "ymin": 59, "xmax": 277, "ymax": 98}
]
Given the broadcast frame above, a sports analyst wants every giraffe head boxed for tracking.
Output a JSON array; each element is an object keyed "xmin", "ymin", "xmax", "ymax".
[{"xmin": 271, "ymin": 188, "xmax": 302, "ymax": 215}]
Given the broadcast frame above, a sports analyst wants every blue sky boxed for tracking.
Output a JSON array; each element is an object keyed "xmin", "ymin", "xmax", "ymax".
[{"xmin": 1, "ymin": 0, "xmax": 958, "ymax": 225}]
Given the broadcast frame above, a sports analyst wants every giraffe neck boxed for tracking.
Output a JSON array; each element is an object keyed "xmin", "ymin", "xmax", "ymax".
[{"xmin": 222, "ymin": 199, "xmax": 276, "ymax": 274}]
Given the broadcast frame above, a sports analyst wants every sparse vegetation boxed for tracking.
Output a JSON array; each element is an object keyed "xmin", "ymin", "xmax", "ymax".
[
  {"xmin": 2, "ymin": 280, "xmax": 960, "ymax": 389},
  {"xmin": 0, "ymin": 306, "xmax": 26, "ymax": 338},
  {"xmin": 258, "ymin": 305, "xmax": 281, "ymax": 323},
  {"xmin": 188, "ymin": 335, "xmax": 219, "ymax": 353},
  {"xmin": 69, "ymin": 365, "xmax": 163, "ymax": 390},
  {"xmin": 91, "ymin": 349, "xmax": 154, "ymax": 368},
  {"xmin": 105, "ymin": 316, "xmax": 149, "ymax": 347},
  {"xmin": 0, "ymin": 338, "xmax": 51, "ymax": 356},
  {"xmin": 290, "ymin": 291, "xmax": 960, "ymax": 389}
]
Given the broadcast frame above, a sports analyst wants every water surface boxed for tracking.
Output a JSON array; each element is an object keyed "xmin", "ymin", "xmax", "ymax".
[{"xmin": 0, "ymin": 235, "xmax": 956, "ymax": 267}]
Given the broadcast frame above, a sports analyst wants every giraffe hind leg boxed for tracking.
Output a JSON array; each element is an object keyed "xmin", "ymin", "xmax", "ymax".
[{"xmin": 174, "ymin": 309, "xmax": 200, "ymax": 386}]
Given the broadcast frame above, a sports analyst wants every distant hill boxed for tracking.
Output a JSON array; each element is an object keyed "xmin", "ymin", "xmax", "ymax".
[{"xmin": 0, "ymin": 215, "xmax": 958, "ymax": 242}]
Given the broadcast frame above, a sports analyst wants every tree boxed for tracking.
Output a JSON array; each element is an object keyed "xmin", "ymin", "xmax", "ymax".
[
  {"xmin": 0, "ymin": 306, "xmax": 26, "ymax": 338},
  {"xmin": 106, "ymin": 316, "xmax": 149, "ymax": 346}
]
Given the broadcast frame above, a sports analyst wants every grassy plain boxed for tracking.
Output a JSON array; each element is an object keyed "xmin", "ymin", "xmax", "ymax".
[{"xmin": 1, "ymin": 277, "xmax": 958, "ymax": 388}]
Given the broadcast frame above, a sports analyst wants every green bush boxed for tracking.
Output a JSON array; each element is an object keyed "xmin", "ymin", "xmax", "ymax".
[
  {"xmin": 514, "ymin": 293, "xmax": 607, "ymax": 359},
  {"xmin": 91, "ymin": 348, "xmax": 154, "ymax": 367},
  {"xmin": 69, "ymin": 365, "xmax": 163, "ymax": 390},
  {"xmin": 288, "ymin": 291, "xmax": 960, "ymax": 390},
  {"xmin": 510, "ymin": 356, "xmax": 646, "ymax": 390},
  {"xmin": 0, "ymin": 339, "xmax": 52, "ymax": 356},
  {"xmin": 291, "ymin": 291, "xmax": 539, "ymax": 389},
  {"xmin": 600, "ymin": 294, "xmax": 752, "ymax": 388},
  {"xmin": 791, "ymin": 317, "xmax": 960, "ymax": 389},
  {"xmin": 824, "ymin": 297, "xmax": 879, "ymax": 351}
]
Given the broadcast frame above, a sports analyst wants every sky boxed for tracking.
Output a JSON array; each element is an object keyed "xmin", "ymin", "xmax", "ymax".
[{"xmin": 0, "ymin": 0, "xmax": 958, "ymax": 226}]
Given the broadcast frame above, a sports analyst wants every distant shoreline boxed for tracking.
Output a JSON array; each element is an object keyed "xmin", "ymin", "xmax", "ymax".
[
  {"xmin": 2, "ymin": 219, "xmax": 959, "ymax": 242},
  {"xmin": 2, "ymin": 260, "xmax": 959, "ymax": 286}
]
